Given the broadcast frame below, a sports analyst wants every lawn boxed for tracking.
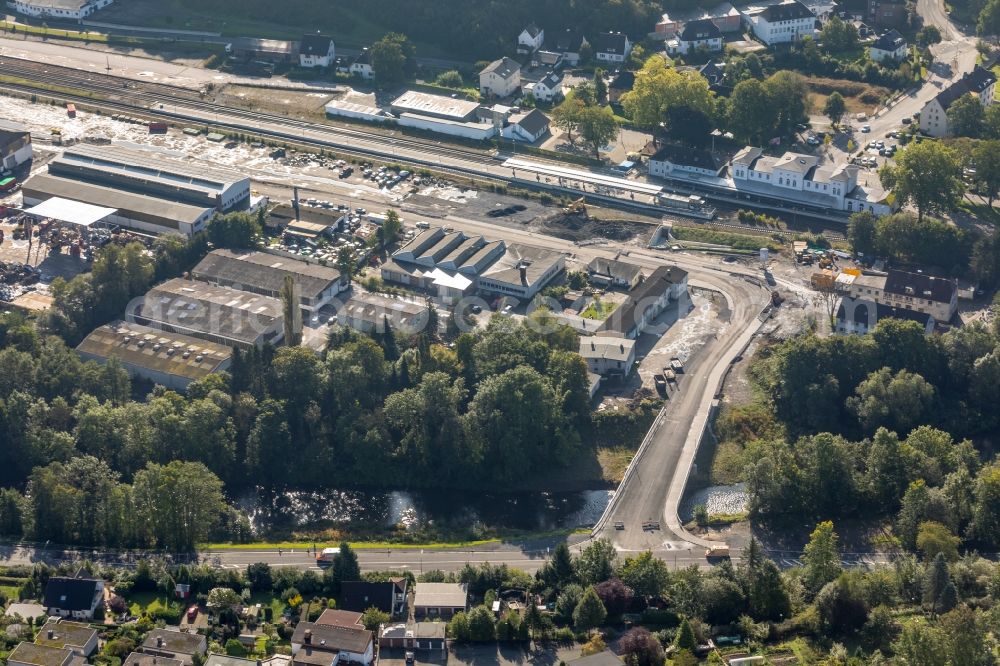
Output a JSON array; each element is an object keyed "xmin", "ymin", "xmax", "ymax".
[
  {"xmin": 580, "ymin": 298, "xmax": 617, "ymax": 320},
  {"xmin": 249, "ymin": 591, "xmax": 287, "ymax": 622},
  {"xmin": 1, "ymin": 585, "xmax": 21, "ymax": 601},
  {"xmin": 127, "ymin": 591, "xmax": 180, "ymax": 617},
  {"xmin": 596, "ymin": 446, "xmax": 635, "ymax": 484}
]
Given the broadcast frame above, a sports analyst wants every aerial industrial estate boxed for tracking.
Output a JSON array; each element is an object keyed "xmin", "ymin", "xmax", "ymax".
[{"xmin": 1, "ymin": 0, "xmax": 1000, "ymax": 662}]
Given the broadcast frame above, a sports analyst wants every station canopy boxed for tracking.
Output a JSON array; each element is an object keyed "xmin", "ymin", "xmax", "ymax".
[{"xmin": 24, "ymin": 197, "xmax": 117, "ymax": 228}]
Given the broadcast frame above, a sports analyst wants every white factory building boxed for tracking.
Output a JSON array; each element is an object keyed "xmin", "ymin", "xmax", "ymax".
[
  {"xmin": 9, "ymin": 0, "xmax": 112, "ymax": 20},
  {"xmin": 0, "ymin": 119, "xmax": 32, "ymax": 170}
]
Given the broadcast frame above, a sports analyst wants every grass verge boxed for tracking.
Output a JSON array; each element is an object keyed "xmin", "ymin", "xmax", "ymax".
[{"xmin": 672, "ymin": 225, "xmax": 784, "ymax": 251}]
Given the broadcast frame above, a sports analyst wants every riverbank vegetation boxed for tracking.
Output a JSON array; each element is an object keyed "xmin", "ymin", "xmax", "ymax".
[{"xmin": 712, "ymin": 317, "xmax": 1000, "ymax": 557}]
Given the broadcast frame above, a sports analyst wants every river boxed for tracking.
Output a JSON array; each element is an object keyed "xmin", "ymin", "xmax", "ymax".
[{"xmin": 240, "ymin": 488, "xmax": 613, "ymax": 535}]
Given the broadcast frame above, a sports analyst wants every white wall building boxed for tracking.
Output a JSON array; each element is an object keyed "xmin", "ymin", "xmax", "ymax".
[
  {"xmin": 666, "ymin": 18, "xmax": 723, "ymax": 55},
  {"xmin": 479, "ymin": 57, "xmax": 522, "ymax": 98},
  {"xmin": 299, "ymin": 34, "xmax": 335, "ymax": 68},
  {"xmin": 919, "ymin": 65, "xmax": 996, "ymax": 137},
  {"xmin": 350, "ymin": 49, "xmax": 374, "ymax": 80},
  {"xmin": 731, "ymin": 147, "xmax": 892, "ymax": 215},
  {"xmin": 9, "ymin": 0, "xmax": 111, "ymax": 20},
  {"xmin": 579, "ymin": 336, "xmax": 636, "ymax": 376},
  {"xmin": 531, "ymin": 71, "xmax": 564, "ymax": 102},
  {"xmin": 594, "ymin": 32, "xmax": 633, "ymax": 63},
  {"xmin": 868, "ymin": 29, "xmax": 906, "ymax": 62},
  {"xmin": 743, "ymin": 0, "xmax": 816, "ymax": 45},
  {"xmin": 0, "ymin": 119, "xmax": 32, "ymax": 170},
  {"xmin": 396, "ymin": 113, "xmax": 497, "ymax": 141},
  {"xmin": 518, "ymin": 23, "xmax": 545, "ymax": 53}
]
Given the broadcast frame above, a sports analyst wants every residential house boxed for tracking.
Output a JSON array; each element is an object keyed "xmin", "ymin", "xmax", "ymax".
[
  {"xmin": 594, "ymin": 32, "xmax": 633, "ymax": 63},
  {"xmin": 868, "ymin": 29, "xmax": 906, "ymax": 62},
  {"xmin": 919, "ymin": 65, "xmax": 996, "ymax": 137},
  {"xmin": 315, "ymin": 610, "xmax": 365, "ymax": 629},
  {"xmin": 338, "ymin": 579, "xmax": 408, "ymax": 617},
  {"xmin": 587, "ymin": 257, "xmax": 644, "ymax": 289},
  {"xmin": 291, "ymin": 622, "xmax": 374, "ymax": 666},
  {"xmin": 140, "ymin": 630, "xmax": 207, "ymax": 666},
  {"xmin": 835, "ymin": 297, "xmax": 936, "ymax": 335},
  {"xmin": 597, "ymin": 265, "xmax": 689, "ymax": 339},
  {"xmin": 531, "ymin": 71, "xmax": 564, "ymax": 102},
  {"xmin": 743, "ymin": 0, "xmax": 817, "ymax": 45},
  {"xmin": 350, "ymin": 49, "xmax": 374, "ymax": 80},
  {"xmin": 554, "ymin": 29, "xmax": 589, "ymax": 66},
  {"xmin": 35, "ymin": 619, "xmax": 98, "ymax": 657},
  {"xmin": 291, "ymin": 649, "xmax": 337, "ymax": 666},
  {"xmin": 43, "ymin": 577, "xmax": 104, "ymax": 621},
  {"xmin": 609, "ymin": 70, "xmax": 635, "ymax": 106},
  {"xmin": 501, "ymin": 109, "xmax": 551, "ymax": 142},
  {"xmin": 412, "ymin": 583, "xmax": 468, "ymax": 619},
  {"xmin": 6, "ymin": 643, "xmax": 73, "ymax": 666},
  {"xmin": 378, "ymin": 622, "xmax": 447, "ymax": 658},
  {"xmin": 699, "ymin": 61, "xmax": 727, "ymax": 90},
  {"xmin": 579, "ymin": 336, "xmax": 637, "ymax": 376},
  {"xmin": 648, "ymin": 144, "xmax": 725, "ymax": 178},
  {"xmin": 299, "ymin": 34, "xmax": 335, "ymax": 68},
  {"xmin": 0, "ymin": 119, "xmax": 32, "ymax": 170},
  {"xmin": 841, "ymin": 268, "xmax": 958, "ymax": 323},
  {"xmin": 667, "ymin": 18, "xmax": 723, "ymax": 54},
  {"xmin": 226, "ymin": 38, "xmax": 298, "ymax": 64},
  {"xmin": 868, "ymin": 0, "xmax": 908, "ymax": 28},
  {"xmin": 479, "ymin": 57, "xmax": 522, "ymax": 98},
  {"xmin": 531, "ymin": 50, "xmax": 564, "ymax": 69},
  {"xmin": 518, "ymin": 23, "xmax": 545, "ymax": 53},
  {"xmin": 654, "ymin": 3, "xmax": 742, "ymax": 38}
]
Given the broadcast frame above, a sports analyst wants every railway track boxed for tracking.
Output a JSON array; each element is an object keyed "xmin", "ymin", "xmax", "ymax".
[{"xmin": 0, "ymin": 55, "xmax": 499, "ymax": 168}]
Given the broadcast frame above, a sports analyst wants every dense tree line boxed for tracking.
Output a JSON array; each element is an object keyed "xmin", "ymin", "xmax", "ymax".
[
  {"xmin": 731, "ymin": 318, "xmax": 1000, "ymax": 551},
  {"xmin": 0, "ymin": 305, "xmax": 591, "ymax": 548}
]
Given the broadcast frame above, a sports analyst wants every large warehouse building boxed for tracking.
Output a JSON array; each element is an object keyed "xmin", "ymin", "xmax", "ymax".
[
  {"xmin": 127, "ymin": 278, "xmax": 285, "ymax": 350},
  {"xmin": 21, "ymin": 173, "xmax": 214, "ymax": 237},
  {"xmin": 21, "ymin": 143, "xmax": 251, "ymax": 236},
  {"xmin": 76, "ymin": 320, "xmax": 232, "ymax": 392},
  {"xmin": 191, "ymin": 249, "xmax": 345, "ymax": 312},
  {"xmin": 0, "ymin": 119, "xmax": 32, "ymax": 170},
  {"xmin": 49, "ymin": 144, "xmax": 250, "ymax": 211}
]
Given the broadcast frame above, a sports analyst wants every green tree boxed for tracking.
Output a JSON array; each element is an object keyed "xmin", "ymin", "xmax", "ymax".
[
  {"xmin": 726, "ymin": 79, "xmax": 773, "ymax": 143},
  {"xmin": 947, "ymin": 93, "xmax": 985, "ymax": 137},
  {"xmin": 208, "ymin": 587, "xmax": 242, "ymax": 612},
  {"xmin": 371, "ymin": 33, "xmax": 414, "ymax": 84},
  {"xmin": 336, "ymin": 246, "xmax": 354, "ymax": 284},
  {"xmin": 572, "ymin": 586, "xmax": 607, "ymax": 632},
  {"xmin": 207, "ymin": 212, "xmax": 260, "ymax": 249},
  {"xmin": 576, "ymin": 538, "xmax": 617, "ymax": 585},
  {"xmin": 448, "ymin": 611, "xmax": 471, "ymax": 641},
  {"xmin": 621, "ymin": 56, "xmax": 715, "ymax": 134},
  {"xmin": 848, "ymin": 368, "xmax": 935, "ymax": 436},
  {"xmin": 225, "ymin": 639, "xmax": 247, "ymax": 657},
  {"xmin": 555, "ymin": 584, "xmax": 584, "ymax": 621},
  {"xmin": 879, "ymin": 141, "xmax": 963, "ymax": 221},
  {"xmin": 577, "ymin": 105, "xmax": 618, "ymax": 157},
  {"xmin": 824, "ymin": 92, "xmax": 847, "ymax": 126},
  {"xmin": 969, "ymin": 463, "xmax": 1000, "ymax": 547},
  {"xmin": 467, "ymin": 605, "xmax": 496, "ymax": 641},
  {"xmin": 435, "ymin": 70, "xmax": 463, "ymax": 87},
  {"xmin": 969, "ymin": 140, "xmax": 1000, "ymax": 206},
  {"xmin": 803, "ymin": 521, "xmax": 842, "ymax": 593},
  {"xmin": 978, "ymin": 0, "xmax": 1000, "ymax": 38},
  {"xmin": 326, "ymin": 542, "xmax": 360, "ymax": 595},
  {"xmin": 893, "ymin": 622, "xmax": 949, "ymax": 666},
  {"xmin": 552, "ymin": 96, "xmax": 585, "ymax": 145},
  {"xmin": 923, "ymin": 552, "xmax": 951, "ymax": 614},
  {"xmin": 847, "ymin": 211, "xmax": 878, "ymax": 257},
  {"xmin": 916, "ymin": 25, "xmax": 942, "ymax": 46},
  {"xmin": 916, "ymin": 521, "xmax": 961, "ymax": 561},
  {"xmin": 361, "ymin": 606, "xmax": 390, "ymax": 631},
  {"xmin": 594, "ymin": 68, "xmax": 608, "ymax": 105},
  {"xmin": 380, "ymin": 209, "xmax": 403, "ymax": 248},
  {"xmin": 674, "ymin": 618, "xmax": 696, "ymax": 651},
  {"xmin": 619, "ymin": 551, "xmax": 669, "ymax": 598},
  {"xmin": 820, "ymin": 16, "xmax": 859, "ymax": 51},
  {"xmin": 131, "ymin": 461, "xmax": 227, "ymax": 551},
  {"xmin": 763, "ymin": 71, "xmax": 810, "ymax": 138}
]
